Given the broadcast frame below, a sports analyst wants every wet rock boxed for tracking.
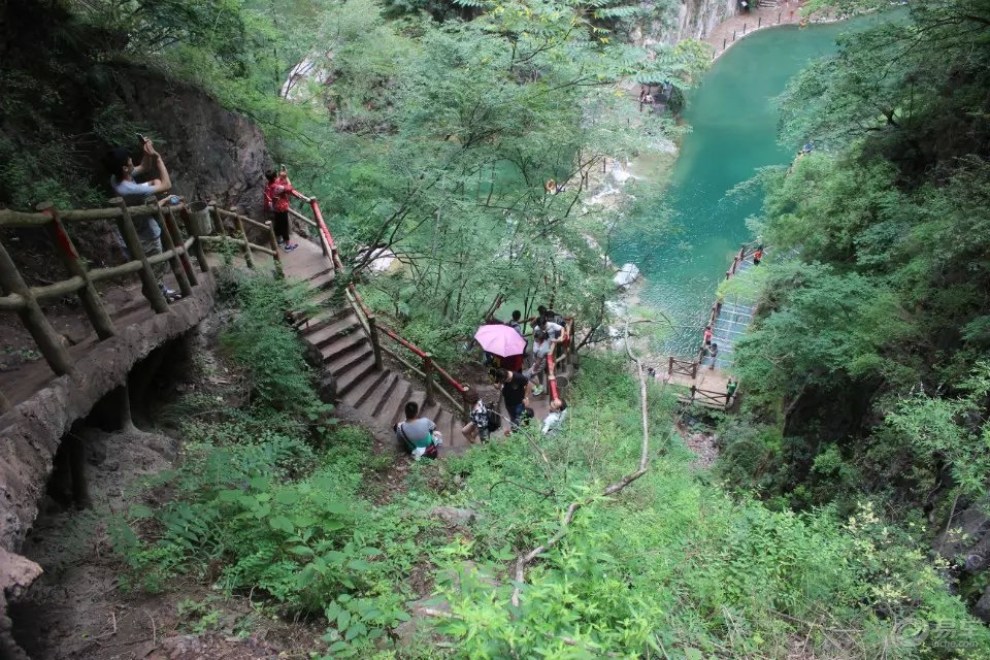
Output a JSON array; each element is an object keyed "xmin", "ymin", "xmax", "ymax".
[
  {"xmin": 975, "ymin": 587, "xmax": 990, "ymax": 624},
  {"xmin": 613, "ymin": 263, "xmax": 640, "ymax": 288},
  {"xmin": 430, "ymin": 506, "xmax": 478, "ymax": 526},
  {"xmin": 935, "ymin": 503, "xmax": 990, "ymax": 560}
]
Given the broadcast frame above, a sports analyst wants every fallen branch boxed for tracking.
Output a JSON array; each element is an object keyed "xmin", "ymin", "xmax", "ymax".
[{"xmin": 510, "ymin": 318, "xmax": 656, "ymax": 608}]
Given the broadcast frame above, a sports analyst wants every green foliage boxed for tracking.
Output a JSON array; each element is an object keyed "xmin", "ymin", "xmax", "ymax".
[
  {"xmin": 218, "ymin": 270, "xmax": 334, "ymax": 434},
  {"xmin": 723, "ymin": 1, "xmax": 990, "ymax": 520}
]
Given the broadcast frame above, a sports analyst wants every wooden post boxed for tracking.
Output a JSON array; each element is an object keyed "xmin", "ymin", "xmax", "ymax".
[
  {"xmin": 164, "ymin": 207, "xmax": 198, "ymax": 286},
  {"xmin": 112, "ymin": 198, "xmax": 169, "ymax": 313},
  {"xmin": 691, "ymin": 359, "xmax": 699, "ymax": 379},
  {"xmin": 0, "ymin": 237, "xmax": 75, "ymax": 375},
  {"xmin": 743, "ymin": 22, "xmax": 747, "ymax": 34},
  {"xmin": 758, "ymin": 16, "xmax": 762, "ymax": 28},
  {"xmin": 668, "ymin": 356, "xmax": 674, "ymax": 375},
  {"xmin": 461, "ymin": 386, "xmax": 471, "ymax": 419},
  {"xmin": 723, "ymin": 37, "xmax": 727, "ymax": 50},
  {"xmin": 179, "ymin": 207, "xmax": 210, "ymax": 273},
  {"xmin": 778, "ymin": 11, "xmax": 782, "ymax": 24},
  {"xmin": 733, "ymin": 30, "xmax": 736, "ymax": 41},
  {"xmin": 152, "ymin": 203, "xmax": 193, "ymax": 298},
  {"xmin": 690, "ymin": 385, "xmax": 697, "ymax": 402},
  {"xmin": 423, "ymin": 352, "xmax": 436, "ymax": 406},
  {"xmin": 38, "ymin": 203, "xmax": 115, "ymax": 340},
  {"xmin": 265, "ymin": 220, "xmax": 283, "ymax": 278},
  {"xmin": 233, "ymin": 210, "xmax": 254, "ymax": 269},
  {"xmin": 367, "ymin": 314, "xmax": 383, "ymax": 369},
  {"xmin": 725, "ymin": 270, "xmax": 731, "ymax": 280}
]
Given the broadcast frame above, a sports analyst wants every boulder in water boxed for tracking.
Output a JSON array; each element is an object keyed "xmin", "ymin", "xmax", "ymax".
[{"xmin": 613, "ymin": 263, "xmax": 640, "ymax": 288}]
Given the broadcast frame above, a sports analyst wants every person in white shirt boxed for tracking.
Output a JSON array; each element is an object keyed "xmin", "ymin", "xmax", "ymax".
[
  {"xmin": 107, "ymin": 138, "xmax": 178, "ymax": 300},
  {"xmin": 542, "ymin": 398, "xmax": 568, "ymax": 435}
]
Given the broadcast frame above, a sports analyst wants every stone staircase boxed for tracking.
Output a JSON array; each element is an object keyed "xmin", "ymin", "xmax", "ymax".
[{"xmin": 291, "ymin": 264, "xmax": 471, "ymax": 453}]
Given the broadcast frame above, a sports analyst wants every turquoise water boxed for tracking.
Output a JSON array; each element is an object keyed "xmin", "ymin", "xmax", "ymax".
[{"xmin": 612, "ymin": 16, "xmax": 887, "ymax": 355}]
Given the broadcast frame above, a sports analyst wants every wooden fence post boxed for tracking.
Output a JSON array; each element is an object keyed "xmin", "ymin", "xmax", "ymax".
[
  {"xmin": 668, "ymin": 356, "xmax": 674, "ymax": 374},
  {"xmin": 38, "ymin": 202, "xmax": 115, "ymax": 340},
  {"xmin": 367, "ymin": 314, "xmax": 383, "ymax": 369},
  {"xmin": 691, "ymin": 359, "xmax": 699, "ymax": 379},
  {"xmin": 423, "ymin": 352, "xmax": 436, "ymax": 406},
  {"xmin": 232, "ymin": 208, "xmax": 255, "ymax": 269},
  {"xmin": 690, "ymin": 385, "xmax": 697, "ymax": 402},
  {"xmin": 179, "ymin": 207, "xmax": 210, "ymax": 273},
  {"xmin": 0, "ymin": 237, "xmax": 75, "ymax": 375},
  {"xmin": 152, "ymin": 203, "xmax": 193, "ymax": 298},
  {"xmin": 112, "ymin": 198, "xmax": 169, "ymax": 313},
  {"xmin": 164, "ymin": 207, "xmax": 198, "ymax": 287},
  {"xmin": 265, "ymin": 220, "xmax": 283, "ymax": 278}
]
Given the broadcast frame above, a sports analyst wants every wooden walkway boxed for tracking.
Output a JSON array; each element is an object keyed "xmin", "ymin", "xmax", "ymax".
[{"xmin": 660, "ymin": 246, "xmax": 761, "ymax": 410}]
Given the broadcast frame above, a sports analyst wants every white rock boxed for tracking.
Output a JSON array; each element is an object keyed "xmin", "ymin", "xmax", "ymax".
[{"xmin": 613, "ymin": 263, "xmax": 641, "ymax": 288}]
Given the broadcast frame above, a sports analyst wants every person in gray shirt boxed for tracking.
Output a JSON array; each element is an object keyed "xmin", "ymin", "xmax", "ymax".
[{"xmin": 394, "ymin": 401, "xmax": 441, "ymax": 459}]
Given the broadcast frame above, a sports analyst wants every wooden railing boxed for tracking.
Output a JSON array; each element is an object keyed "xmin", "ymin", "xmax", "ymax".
[
  {"xmin": 682, "ymin": 385, "xmax": 731, "ymax": 410},
  {"xmin": 668, "ymin": 356, "xmax": 698, "ymax": 379},
  {"xmin": 295, "ymin": 197, "xmax": 474, "ymax": 419},
  {"xmin": 0, "ymin": 198, "xmax": 280, "ymax": 412}
]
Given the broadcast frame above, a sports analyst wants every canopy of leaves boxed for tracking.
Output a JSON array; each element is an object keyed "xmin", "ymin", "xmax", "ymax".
[{"xmin": 727, "ymin": 1, "xmax": 990, "ymax": 523}]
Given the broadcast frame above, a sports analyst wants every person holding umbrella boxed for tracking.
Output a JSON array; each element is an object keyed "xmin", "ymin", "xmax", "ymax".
[{"xmin": 474, "ymin": 323, "xmax": 527, "ymax": 372}]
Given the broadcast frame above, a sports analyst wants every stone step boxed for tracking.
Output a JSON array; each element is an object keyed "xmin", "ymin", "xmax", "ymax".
[
  {"xmin": 380, "ymin": 380, "xmax": 413, "ymax": 433},
  {"xmin": 304, "ymin": 313, "xmax": 362, "ymax": 349},
  {"xmin": 336, "ymin": 355, "xmax": 378, "ymax": 399},
  {"xmin": 321, "ymin": 331, "xmax": 369, "ymax": 364},
  {"xmin": 328, "ymin": 345, "xmax": 374, "ymax": 379},
  {"xmin": 349, "ymin": 368, "xmax": 390, "ymax": 410},
  {"xmin": 356, "ymin": 371, "xmax": 400, "ymax": 419}
]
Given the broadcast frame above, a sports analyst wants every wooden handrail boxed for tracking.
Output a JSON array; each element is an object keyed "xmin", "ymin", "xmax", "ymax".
[{"xmin": 0, "ymin": 198, "xmax": 278, "ymax": 378}]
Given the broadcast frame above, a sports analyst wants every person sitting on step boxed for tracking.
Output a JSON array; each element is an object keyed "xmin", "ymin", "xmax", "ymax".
[{"xmin": 394, "ymin": 401, "xmax": 441, "ymax": 459}]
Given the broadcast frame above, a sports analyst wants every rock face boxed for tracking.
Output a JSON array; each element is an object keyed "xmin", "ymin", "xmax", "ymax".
[
  {"xmin": 111, "ymin": 65, "xmax": 271, "ymax": 217},
  {"xmin": 634, "ymin": 0, "xmax": 738, "ymax": 46}
]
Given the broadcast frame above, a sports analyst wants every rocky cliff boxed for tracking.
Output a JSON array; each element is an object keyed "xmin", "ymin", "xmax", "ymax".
[
  {"xmin": 0, "ymin": 0, "xmax": 269, "ymax": 215},
  {"xmin": 634, "ymin": 0, "xmax": 738, "ymax": 47},
  {"xmin": 109, "ymin": 67, "xmax": 270, "ymax": 214}
]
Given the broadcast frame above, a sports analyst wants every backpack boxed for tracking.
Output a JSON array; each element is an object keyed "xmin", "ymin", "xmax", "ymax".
[
  {"xmin": 396, "ymin": 422, "xmax": 439, "ymax": 459},
  {"xmin": 486, "ymin": 409, "xmax": 502, "ymax": 433}
]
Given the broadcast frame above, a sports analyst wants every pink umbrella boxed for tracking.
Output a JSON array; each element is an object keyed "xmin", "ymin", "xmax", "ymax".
[{"xmin": 474, "ymin": 324, "xmax": 527, "ymax": 358}]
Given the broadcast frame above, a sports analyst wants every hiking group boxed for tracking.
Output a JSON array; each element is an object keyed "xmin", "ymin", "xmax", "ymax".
[{"xmin": 394, "ymin": 304, "xmax": 571, "ymax": 461}]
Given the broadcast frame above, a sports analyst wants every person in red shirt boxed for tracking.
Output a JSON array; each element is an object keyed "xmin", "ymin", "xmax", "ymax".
[
  {"xmin": 753, "ymin": 245, "xmax": 764, "ymax": 265},
  {"xmin": 264, "ymin": 167, "xmax": 301, "ymax": 252},
  {"xmin": 703, "ymin": 325, "xmax": 713, "ymax": 346}
]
